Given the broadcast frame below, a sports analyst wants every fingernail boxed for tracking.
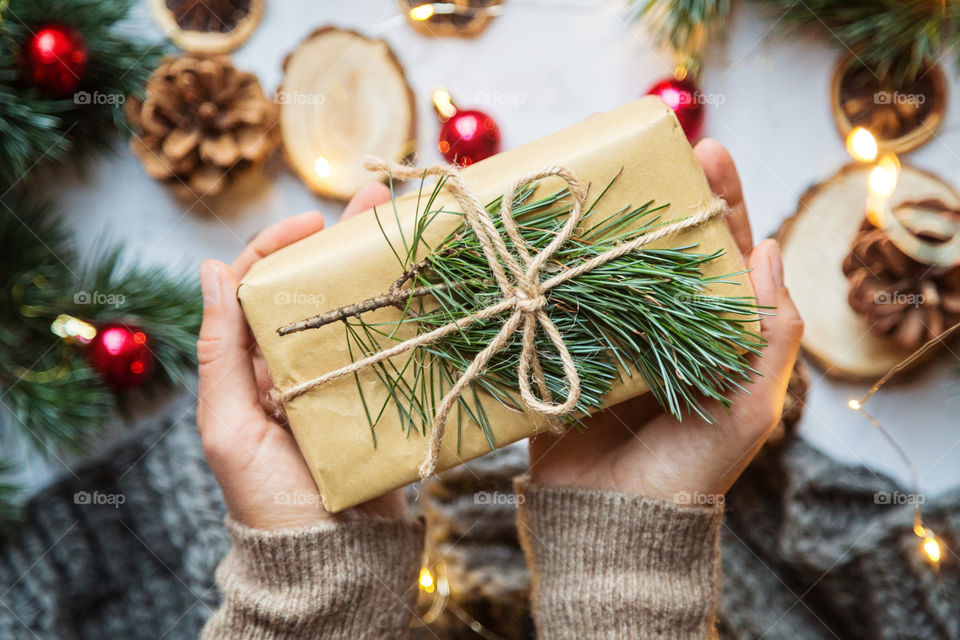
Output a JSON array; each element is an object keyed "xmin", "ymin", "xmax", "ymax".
[
  {"xmin": 768, "ymin": 241, "xmax": 784, "ymax": 287},
  {"xmin": 200, "ymin": 261, "xmax": 221, "ymax": 307}
]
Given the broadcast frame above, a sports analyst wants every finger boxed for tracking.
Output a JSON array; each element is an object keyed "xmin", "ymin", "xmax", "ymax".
[
  {"xmin": 732, "ymin": 240, "xmax": 803, "ymax": 426},
  {"xmin": 694, "ymin": 139, "xmax": 753, "ymax": 255},
  {"xmin": 231, "ymin": 211, "xmax": 326, "ymax": 278},
  {"xmin": 197, "ymin": 260, "xmax": 265, "ymax": 436},
  {"xmin": 342, "ymin": 182, "xmax": 392, "ymax": 220}
]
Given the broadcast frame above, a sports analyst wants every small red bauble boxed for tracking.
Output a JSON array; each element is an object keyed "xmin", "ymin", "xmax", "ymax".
[
  {"xmin": 646, "ymin": 76, "xmax": 704, "ymax": 141},
  {"xmin": 86, "ymin": 324, "xmax": 155, "ymax": 389},
  {"xmin": 23, "ymin": 24, "xmax": 89, "ymax": 96},
  {"xmin": 438, "ymin": 109, "xmax": 502, "ymax": 167}
]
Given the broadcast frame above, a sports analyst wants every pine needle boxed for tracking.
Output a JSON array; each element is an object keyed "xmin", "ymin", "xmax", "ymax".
[{"xmin": 345, "ymin": 171, "xmax": 765, "ymax": 451}]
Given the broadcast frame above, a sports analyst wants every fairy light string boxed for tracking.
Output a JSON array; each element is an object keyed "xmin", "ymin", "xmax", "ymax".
[{"xmin": 846, "ymin": 323, "xmax": 960, "ymax": 566}]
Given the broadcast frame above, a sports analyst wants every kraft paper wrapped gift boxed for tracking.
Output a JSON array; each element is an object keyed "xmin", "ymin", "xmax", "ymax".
[{"xmin": 238, "ymin": 98, "xmax": 757, "ymax": 512}]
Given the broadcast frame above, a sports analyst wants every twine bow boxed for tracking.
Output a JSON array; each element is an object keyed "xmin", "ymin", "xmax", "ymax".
[{"xmin": 271, "ymin": 158, "xmax": 728, "ymax": 478}]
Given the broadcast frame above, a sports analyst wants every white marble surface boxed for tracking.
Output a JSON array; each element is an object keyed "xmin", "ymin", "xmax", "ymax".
[{"xmin": 16, "ymin": 0, "xmax": 960, "ymax": 497}]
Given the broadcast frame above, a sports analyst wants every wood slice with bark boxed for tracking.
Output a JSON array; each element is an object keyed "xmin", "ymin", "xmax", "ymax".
[
  {"xmin": 149, "ymin": 0, "xmax": 264, "ymax": 54},
  {"xmin": 777, "ymin": 163, "xmax": 960, "ymax": 381},
  {"xmin": 279, "ymin": 27, "xmax": 417, "ymax": 201}
]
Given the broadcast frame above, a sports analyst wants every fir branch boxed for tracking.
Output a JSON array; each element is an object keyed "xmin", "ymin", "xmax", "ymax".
[
  {"xmin": 631, "ymin": 0, "xmax": 960, "ymax": 83},
  {"xmin": 0, "ymin": 188, "xmax": 200, "ymax": 455},
  {"xmin": 629, "ymin": 0, "xmax": 731, "ymax": 66},
  {"xmin": 0, "ymin": 0, "xmax": 167, "ymax": 188},
  {"xmin": 341, "ymin": 173, "xmax": 764, "ymax": 449},
  {"xmin": 749, "ymin": 0, "xmax": 960, "ymax": 83}
]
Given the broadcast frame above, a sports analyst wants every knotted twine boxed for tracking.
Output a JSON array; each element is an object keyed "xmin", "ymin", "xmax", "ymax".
[{"xmin": 270, "ymin": 158, "xmax": 729, "ymax": 478}]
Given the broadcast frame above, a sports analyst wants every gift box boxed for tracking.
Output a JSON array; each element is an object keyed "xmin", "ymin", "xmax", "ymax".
[{"xmin": 238, "ymin": 98, "xmax": 759, "ymax": 512}]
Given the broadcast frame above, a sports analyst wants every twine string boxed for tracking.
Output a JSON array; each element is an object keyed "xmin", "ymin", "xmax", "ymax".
[{"xmin": 271, "ymin": 157, "xmax": 728, "ymax": 478}]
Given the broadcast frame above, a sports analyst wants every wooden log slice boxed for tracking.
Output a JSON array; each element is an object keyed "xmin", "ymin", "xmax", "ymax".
[
  {"xmin": 279, "ymin": 27, "xmax": 417, "ymax": 201},
  {"xmin": 149, "ymin": 0, "xmax": 264, "ymax": 54},
  {"xmin": 778, "ymin": 163, "xmax": 960, "ymax": 381}
]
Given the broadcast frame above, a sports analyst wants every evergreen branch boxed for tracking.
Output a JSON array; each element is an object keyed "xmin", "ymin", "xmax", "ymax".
[
  {"xmin": 0, "ymin": 0, "xmax": 167, "ymax": 188},
  {"xmin": 341, "ymin": 172, "xmax": 764, "ymax": 450},
  {"xmin": 630, "ymin": 0, "xmax": 731, "ymax": 61},
  {"xmin": 749, "ymin": 0, "xmax": 960, "ymax": 83},
  {"xmin": 0, "ymin": 188, "xmax": 200, "ymax": 455},
  {"xmin": 630, "ymin": 0, "xmax": 960, "ymax": 83}
]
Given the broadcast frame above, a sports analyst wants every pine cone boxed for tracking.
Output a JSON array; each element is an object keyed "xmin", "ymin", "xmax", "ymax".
[
  {"xmin": 125, "ymin": 54, "xmax": 279, "ymax": 197},
  {"xmin": 842, "ymin": 203, "xmax": 960, "ymax": 350}
]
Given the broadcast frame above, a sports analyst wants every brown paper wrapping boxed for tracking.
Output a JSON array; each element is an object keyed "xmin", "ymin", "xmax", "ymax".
[{"xmin": 238, "ymin": 98, "xmax": 757, "ymax": 512}]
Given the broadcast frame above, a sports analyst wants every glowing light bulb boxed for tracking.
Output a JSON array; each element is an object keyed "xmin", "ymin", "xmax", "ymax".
[
  {"xmin": 314, "ymin": 157, "xmax": 331, "ymax": 178},
  {"xmin": 50, "ymin": 314, "xmax": 97, "ymax": 344},
  {"xmin": 432, "ymin": 88, "xmax": 457, "ymax": 120},
  {"xmin": 848, "ymin": 399, "xmax": 861, "ymax": 410},
  {"xmin": 846, "ymin": 127, "xmax": 878, "ymax": 162},
  {"xmin": 409, "ymin": 4, "xmax": 435, "ymax": 20},
  {"xmin": 868, "ymin": 153, "xmax": 899, "ymax": 198},
  {"xmin": 419, "ymin": 567, "xmax": 435, "ymax": 593},
  {"xmin": 923, "ymin": 534, "xmax": 942, "ymax": 564}
]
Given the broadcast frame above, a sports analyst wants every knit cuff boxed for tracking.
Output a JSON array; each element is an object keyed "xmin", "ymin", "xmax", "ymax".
[
  {"xmin": 202, "ymin": 515, "xmax": 424, "ymax": 640},
  {"xmin": 515, "ymin": 478, "xmax": 723, "ymax": 640}
]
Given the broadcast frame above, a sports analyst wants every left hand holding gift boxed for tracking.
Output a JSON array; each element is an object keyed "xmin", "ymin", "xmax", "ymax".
[{"xmin": 196, "ymin": 183, "xmax": 408, "ymax": 530}]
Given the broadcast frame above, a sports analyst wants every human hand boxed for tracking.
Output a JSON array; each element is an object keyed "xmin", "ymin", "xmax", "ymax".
[
  {"xmin": 197, "ymin": 184, "xmax": 408, "ymax": 530},
  {"xmin": 528, "ymin": 139, "xmax": 804, "ymax": 503}
]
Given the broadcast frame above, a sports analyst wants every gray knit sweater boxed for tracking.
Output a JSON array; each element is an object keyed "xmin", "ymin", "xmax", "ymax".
[{"xmin": 1, "ymin": 392, "xmax": 958, "ymax": 639}]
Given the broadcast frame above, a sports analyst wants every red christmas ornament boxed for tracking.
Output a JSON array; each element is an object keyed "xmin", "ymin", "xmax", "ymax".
[
  {"xmin": 23, "ymin": 24, "xmax": 89, "ymax": 96},
  {"xmin": 434, "ymin": 90, "xmax": 501, "ymax": 167},
  {"xmin": 86, "ymin": 324, "xmax": 155, "ymax": 389},
  {"xmin": 646, "ymin": 76, "xmax": 704, "ymax": 141}
]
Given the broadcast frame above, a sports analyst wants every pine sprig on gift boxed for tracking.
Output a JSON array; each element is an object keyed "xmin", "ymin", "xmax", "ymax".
[
  {"xmin": 0, "ymin": 188, "xmax": 201, "ymax": 457},
  {"xmin": 344, "ymin": 173, "xmax": 764, "ymax": 449},
  {"xmin": 0, "ymin": 0, "xmax": 165, "ymax": 188}
]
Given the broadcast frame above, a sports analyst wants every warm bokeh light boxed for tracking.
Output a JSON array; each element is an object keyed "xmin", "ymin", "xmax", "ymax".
[
  {"xmin": 419, "ymin": 567, "xmax": 435, "ymax": 593},
  {"xmin": 409, "ymin": 4, "xmax": 435, "ymax": 21},
  {"xmin": 50, "ymin": 314, "xmax": 98, "ymax": 344},
  {"xmin": 848, "ymin": 399, "xmax": 861, "ymax": 410},
  {"xmin": 923, "ymin": 535, "xmax": 942, "ymax": 564},
  {"xmin": 432, "ymin": 88, "xmax": 457, "ymax": 120},
  {"xmin": 868, "ymin": 153, "xmax": 900, "ymax": 198},
  {"xmin": 846, "ymin": 127, "xmax": 879, "ymax": 162},
  {"xmin": 314, "ymin": 156, "xmax": 331, "ymax": 178}
]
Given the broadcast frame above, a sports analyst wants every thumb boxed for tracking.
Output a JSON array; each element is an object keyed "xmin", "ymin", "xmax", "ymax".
[
  {"xmin": 730, "ymin": 240, "xmax": 804, "ymax": 431},
  {"xmin": 197, "ymin": 260, "xmax": 263, "ymax": 438}
]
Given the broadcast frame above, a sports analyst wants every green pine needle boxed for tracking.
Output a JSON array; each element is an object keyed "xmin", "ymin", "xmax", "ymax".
[
  {"xmin": 345, "ymin": 172, "xmax": 765, "ymax": 451},
  {"xmin": 630, "ymin": 0, "xmax": 960, "ymax": 83},
  {"xmin": 0, "ymin": 0, "xmax": 167, "ymax": 188},
  {"xmin": 749, "ymin": 0, "xmax": 960, "ymax": 83},
  {"xmin": 0, "ymin": 188, "xmax": 201, "ymax": 457}
]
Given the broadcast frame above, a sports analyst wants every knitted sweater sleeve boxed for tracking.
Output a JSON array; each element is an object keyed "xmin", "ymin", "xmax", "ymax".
[
  {"xmin": 201, "ymin": 516, "xmax": 424, "ymax": 640},
  {"xmin": 515, "ymin": 479, "xmax": 724, "ymax": 640}
]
